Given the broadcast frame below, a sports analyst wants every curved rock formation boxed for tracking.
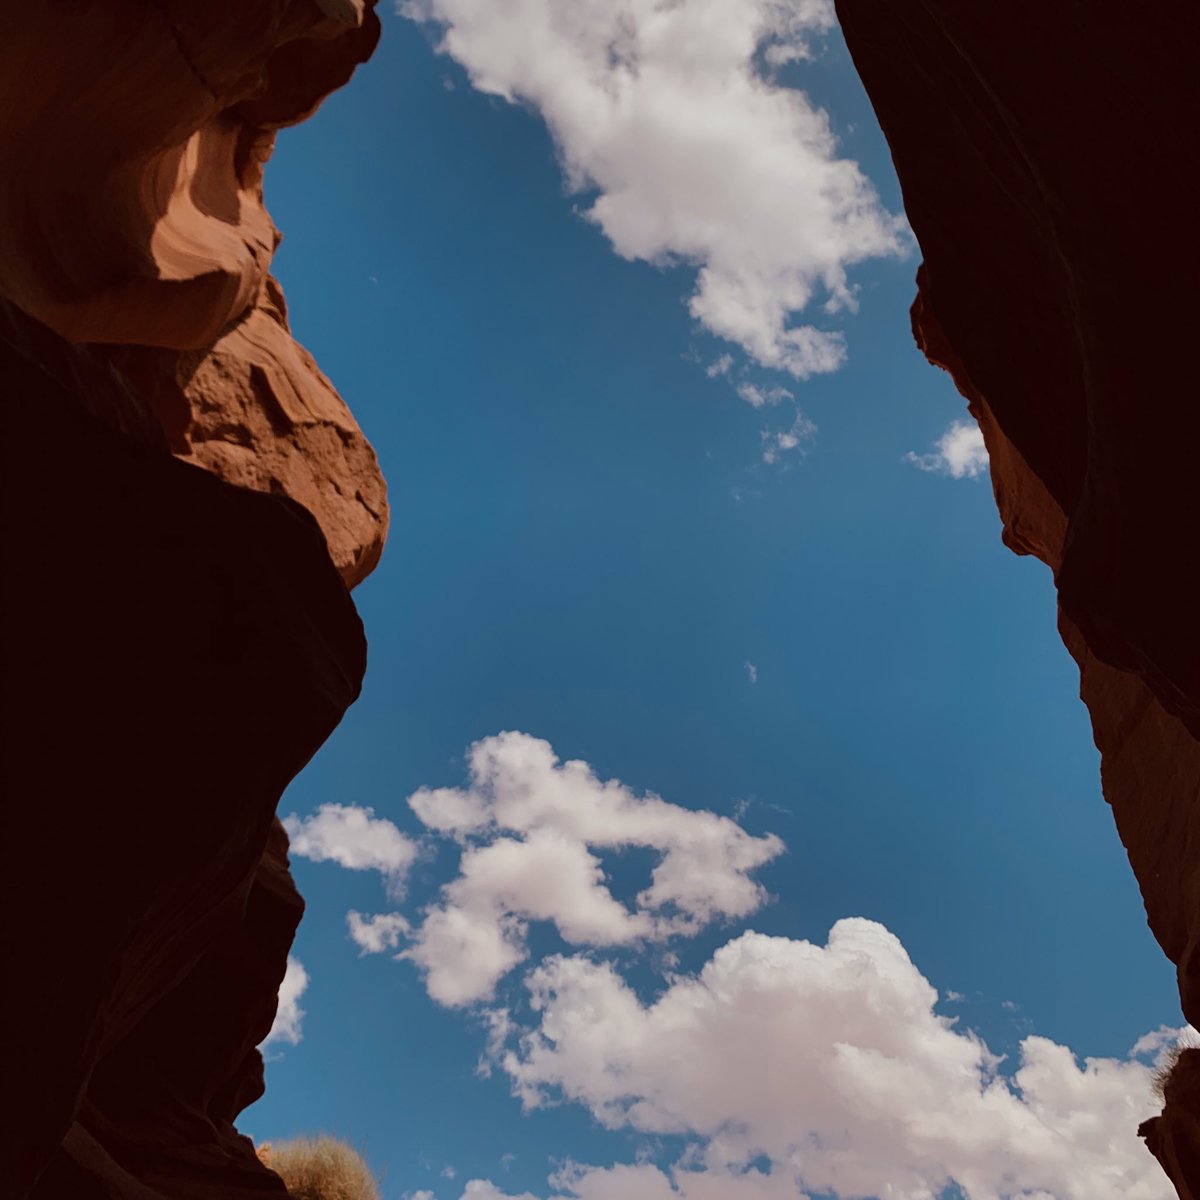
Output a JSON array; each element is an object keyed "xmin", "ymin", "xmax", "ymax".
[
  {"xmin": 0, "ymin": 1, "xmax": 375, "ymax": 349},
  {"xmin": 106, "ymin": 275, "xmax": 387, "ymax": 586},
  {"xmin": 0, "ymin": 0, "xmax": 388, "ymax": 587},
  {"xmin": 0, "ymin": 3, "xmax": 385, "ymax": 1196},
  {"xmin": 834, "ymin": 1, "xmax": 1199, "ymax": 1191}
]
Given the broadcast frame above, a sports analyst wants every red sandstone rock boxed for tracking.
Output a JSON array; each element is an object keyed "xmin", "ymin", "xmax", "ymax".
[
  {"xmin": 107, "ymin": 276, "xmax": 387, "ymax": 587},
  {"xmin": 0, "ymin": 3, "xmax": 385, "ymax": 1196},
  {"xmin": 835, "ymin": 0, "xmax": 1199, "ymax": 1190},
  {"xmin": 180, "ymin": 276, "xmax": 386, "ymax": 586},
  {"xmin": 0, "ymin": 2, "xmax": 376, "ymax": 349},
  {"xmin": 0, "ymin": 0, "xmax": 388, "ymax": 588}
]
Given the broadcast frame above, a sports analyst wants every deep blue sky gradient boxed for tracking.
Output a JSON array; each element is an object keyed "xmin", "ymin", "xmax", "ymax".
[{"xmin": 245, "ymin": 12, "xmax": 1179, "ymax": 1196}]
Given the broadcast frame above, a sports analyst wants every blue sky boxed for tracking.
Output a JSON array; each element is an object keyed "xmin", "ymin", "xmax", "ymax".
[{"xmin": 246, "ymin": 6, "xmax": 1181, "ymax": 1198}]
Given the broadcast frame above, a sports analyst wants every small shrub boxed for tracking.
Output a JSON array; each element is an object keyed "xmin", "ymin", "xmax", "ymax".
[{"xmin": 260, "ymin": 1136, "xmax": 380, "ymax": 1200}]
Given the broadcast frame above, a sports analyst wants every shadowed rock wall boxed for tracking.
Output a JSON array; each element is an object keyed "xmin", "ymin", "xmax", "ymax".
[
  {"xmin": 0, "ymin": 3, "xmax": 385, "ymax": 1196},
  {"xmin": 834, "ymin": 1, "xmax": 1199, "ymax": 1192}
]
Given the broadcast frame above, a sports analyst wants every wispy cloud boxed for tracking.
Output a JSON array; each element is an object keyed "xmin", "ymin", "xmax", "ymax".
[
  {"xmin": 1130, "ymin": 1024, "xmax": 1199, "ymax": 1061},
  {"xmin": 400, "ymin": 0, "xmax": 907, "ymax": 379},
  {"xmin": 761, "ymin": 410, "xmax": 816, "ymax": 464},
  {"xmin": 907, "ymin": 419, "xmax": 989, "ymax": 479},
  {"xmin": 736, "ymin": 382, "xmax": 794, "ymax": 409}
]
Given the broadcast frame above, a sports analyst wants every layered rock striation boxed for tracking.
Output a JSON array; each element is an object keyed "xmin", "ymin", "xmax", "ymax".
[
  {"xmin": 0, "ymin": 3, "xmax": 385, "ymax": 1197},
  {"xmin": 834, "ymin": 1, "xmax": 1199, "ymax": 1192}
]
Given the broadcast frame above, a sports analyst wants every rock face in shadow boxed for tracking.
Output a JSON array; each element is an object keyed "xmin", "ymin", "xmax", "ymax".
[
  {"xmin": 0, "ymin": 3, "xmax": 384, "ymax": 1197},
  {"xmin": 834, "ymin": 1, "xmax": 1198, "ymax": 1191}
]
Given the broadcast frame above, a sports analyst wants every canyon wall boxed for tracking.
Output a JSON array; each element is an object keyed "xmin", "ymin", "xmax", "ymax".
[
  {"xmin": 0, "ymin": 3, "xmax": 385, "ymax": 1197},
  {"xmin": 834, "ymin": 1, "xmax": 1199, "ymax": 1192},
  {"xmin": 5, "ymin": 1, "xmax": 1194, "ymax": 1196}
]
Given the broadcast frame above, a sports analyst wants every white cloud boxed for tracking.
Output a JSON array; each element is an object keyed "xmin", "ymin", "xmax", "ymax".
[
  {"xmin": 261, "ymin": 954, "xmax": 308, "ymax": 1049},
  {"xmin": 553, "ymin": 1162, "xmax": 806, "ymax": 1200},
  {"xmin": 283, "ymin": 802, "xmax": 418, "ymax": 897},
  {"xmin": 744, "ymin": 661, "xmax": 758, "ymax": 684},
  {"xmin": 705, "ymin": 354, "xmax": 733, "ymax": 379},
  {"xmin": 760, "ymin": 411, "xmax": 816, "ymax": 464},
  {"xmin": 404, "ymin": 901, "xmax": 531, "ymax": 1008},
  {"xmin": 907, "ymin": 419, "xmax": 990, "ymax": 479},
  {"xmin": 737, "ymin": 382, "xmax": 794, "ymax": 409},
  {"xmin": 348, "ymin": 910, "xmax": 411, "ymax": 955},
  {"xmin": 403, "ymin": 732, "xmax": 783, "ymax": 1006},
  {"xmin": 459, "ymin": 1184, "xmax": 539, "ymax": 1200},
  {"xmin": 405, "ymin": 1192, "xmax": 437, "ymax": 1200},
  {"xmin": 400, "ymin": 0, "xmax": 907, "ymax": 378},
  {"xmin": 487, "ymin": 920, "xmax": 1172, "ymax": 1199},
  {"xmin": 295, "ymin": 738, "xmax": 1169, "ymax": 1198},
  {"xmin": 1130, "ymin": 1024, "xmax": 1197, "ymax": 1062}
]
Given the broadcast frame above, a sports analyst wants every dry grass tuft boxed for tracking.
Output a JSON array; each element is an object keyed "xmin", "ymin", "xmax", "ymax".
[
  {"xmin": 260, "ymin": 1136, "xmax": 380, "ymax": 1200},
  {"xmin": 1153, "ymin": 1046, "xmax": 1183, "ymax": 1101},
  {"xmin": 1153, "ymin": 1039, "xmax": 1200, "ymax": 1104}
]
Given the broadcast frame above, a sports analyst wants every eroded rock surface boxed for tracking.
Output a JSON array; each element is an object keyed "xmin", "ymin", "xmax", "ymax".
[
  {"xmin": 835, "ymin": 0, "xmax": 1199, "ymax": 1191},
  {"xmin": 106, "ymin": 275, "xmax": 387, "ymax": 586},
  {"xmin": 0, "ymin": 2, "xmax": 385, "ymax": 1196},
  {"xmin": 0, "ymin": 1, "xmax": 375, "ymax": 348},
  {"xmin": 1, "ymin": 0, "xmax": 388, "ymax": 587}
]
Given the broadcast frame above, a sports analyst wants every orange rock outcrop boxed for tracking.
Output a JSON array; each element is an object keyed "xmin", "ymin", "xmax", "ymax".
[
  {"xmin": 0, "ymin": 2, "xmax": 385, "ymax": 1197},
  {"xmin": 0, "ymin": 0, "xmax": 387, "ymax": 585},
  {"xmin": 835, "ymin": 1, "xmax": 1199, "ymax": 1192}
]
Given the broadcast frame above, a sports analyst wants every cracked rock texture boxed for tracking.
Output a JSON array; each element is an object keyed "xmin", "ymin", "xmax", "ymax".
[
  {"xmin": 0, "ymin": 2, "xmax": 383, "ymax": 1197},
  {"xmin": 835, "ymin": 0, "xmax": 1198, "ymax": 1193}
]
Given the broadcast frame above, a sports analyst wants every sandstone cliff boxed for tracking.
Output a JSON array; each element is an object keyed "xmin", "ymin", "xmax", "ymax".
[
  {"xmin": 0, "ymin": 3, "xmax": 385, "ymax": 1196},
  {"xmin": 834, "ymin": 1, "xmax": 1199, "ymax": 1192}
]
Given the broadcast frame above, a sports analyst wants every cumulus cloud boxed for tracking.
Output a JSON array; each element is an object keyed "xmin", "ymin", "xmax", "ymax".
[
  {"xmin": 907, "ymin": 419, "xmax": 990, "ymax": 479},
  {"xmin": 458, "ymin": 1184, "xmax": 539, "ymax": 1200},
  {"xmin": 348, "ymin": 910, "xmax": 411, "ymax": 955},
  {"xmin": 283, "ymin": 803, "xmax": 418, "ymax": 898},
  {"xmin": 261, "ymin": 954, "xmax": 308, "ymax": 1049},
  {"xmin": 550, "ymin": 1162, "xmax": 805, "ymax": 1200},
  {"xmin": 400, "ymin": 0, "xmax": 907, "ymax": 378},
  {"xmin": 482, "ymin": 920, "xmax": 1172, "ymax": 1200},
  {"xmin": 403, "ymin": 732, "xmax": 783, "ymax": 1006},
  {"xmin": 292, "ymin": 742, "xmax": 1168, "ymax": 1198}
]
